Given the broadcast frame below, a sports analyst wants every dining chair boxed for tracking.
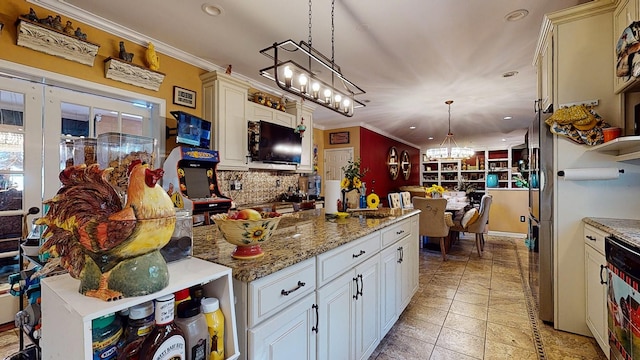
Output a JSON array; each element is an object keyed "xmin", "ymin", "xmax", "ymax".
[
  {"xmin": 388, "ymin": 192, "xmax": 402, "ymax": 208},
  {"xmin": 450, "ymin": 194, "xmax": 493, "ymax": 257},
  {"xmin": 399, "ymin": 191, "xmax": 413, "ymax": 209},
  {"xmin": 412, "ymin": 197, "xmax": 454, "ymax": 261}
]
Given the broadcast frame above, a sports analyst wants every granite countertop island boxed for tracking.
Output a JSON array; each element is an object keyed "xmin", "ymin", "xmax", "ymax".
[
  {"xmin": 583, "ymin": 217, "xmax": 640, "ymax": 248},
  {"xmin": 192, "ymin": 208, "xmax": 420, "ymax": 282}
]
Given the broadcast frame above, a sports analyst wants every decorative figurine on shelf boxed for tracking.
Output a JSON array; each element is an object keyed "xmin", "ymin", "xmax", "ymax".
[
  {"xmin": 225, "ymin": 64, "xmax": 232, "ymax": 75},
  {"xmin": 145, "ymin": 42, "xmax": 160, "ymax": 71},
  {"xmin": 39, "ymin": 15, "xmax": 53, "ymax": 27},
  {"xmin": 63, "ymin": 21, "xmax": 74, "ymax": 35},
  {"xmin": 52, "ymin": 15, "xmax": 63, "ymax": 31},
  {"xmin": 34, "ymin": 161, "xmax": 176, "ymax": 301},
  {"xmin": 23, "ymin": 8, "xmax": 39, "ymax": 22},
  {"xmin": 74, "ymin": 27, "xmax": 87, "ymax": 41},
  {"xmin": 294, "ymin": 117, "xmax": 306, "ymax": 138},
  {"xmin": 119, "ymin": 41, "xmax": 134, "ymax": 62}
]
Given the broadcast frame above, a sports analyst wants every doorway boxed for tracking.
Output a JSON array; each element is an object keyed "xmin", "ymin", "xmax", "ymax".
[{"xmin": 324, "ymin": 147, "xmax": 354, "ymax": 181}]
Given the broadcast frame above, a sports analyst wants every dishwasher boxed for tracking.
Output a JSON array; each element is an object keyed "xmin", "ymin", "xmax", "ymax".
[{"xmin": 605, "ymin": 235, "xmax": 640, "ymax": 360}]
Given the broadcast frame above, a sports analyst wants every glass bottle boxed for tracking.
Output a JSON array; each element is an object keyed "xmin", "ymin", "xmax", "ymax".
[{"xmin": 140, "ymin": 294, "xmax": 186, "ymax": 360}]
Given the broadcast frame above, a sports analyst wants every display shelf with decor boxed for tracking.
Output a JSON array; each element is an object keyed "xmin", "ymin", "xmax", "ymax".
[
  {"xmin": 104, "ymin": 57, "xmax": 166, "ymax": 91},
  {"xmin": 40, "ymin": 257, "xmax": 239, "ymax": 359},
  {"xmin": 16, "ymin": 17, "xmax": 100, "ymax": 66}
]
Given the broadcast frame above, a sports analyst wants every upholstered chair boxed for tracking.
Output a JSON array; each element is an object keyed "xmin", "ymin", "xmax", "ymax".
[
  {"xmin": 413, "ymin": 197, "xmax": 454, "ymax": 261},
  {"xmin": 388, "ymin": 193, "xmax": 402, "ymax": 208},
  {"xmin": 450, "ymin": 194, "xmax": 493, "ymax": 257},
  {"xmin": 399, "ymin": 191, "xmax": 413, "ymax": 209}
]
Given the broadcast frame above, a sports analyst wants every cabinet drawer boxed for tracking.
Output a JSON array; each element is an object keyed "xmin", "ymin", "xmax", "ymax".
[
  {"xmin": 316, "ymin": 232, "xmax": 381, "ymax": 287},
  {"xmin": 381, "ymin": 219, "xmax": 411, "ymax": 248},
  {"xmin": 248, "ymin": 257, "xmax": 316, "ymax": 327},
  {"xmin": 584, "ymin": 224, "xmax": 607, "ymax": 255}
]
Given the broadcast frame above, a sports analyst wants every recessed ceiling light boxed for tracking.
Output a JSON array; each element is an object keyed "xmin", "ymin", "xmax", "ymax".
[
  {"xmin": 409, "ymin": 126, "xmax": 416, "ymax": 129},
  {"xmin": 502, "ymin": 71, "xmax": 518, "ymax": 78},
  {"xmin": 202, "ymin": 3, "xmax": 224, "ymax": 16},
  {"xmin": 501, "ymin": 138, "xmax": 507, "ymax": 142},
  {"xmin": 505, "ymin": 9, "xmax": 529, "ymax": 22},
  {"xmin": 428, "ymin": 136, "xmax": 434, "ymax": 140},
  {"xmin": 503, "ymin": 116, "xmax": 512, "ymax": 120}
]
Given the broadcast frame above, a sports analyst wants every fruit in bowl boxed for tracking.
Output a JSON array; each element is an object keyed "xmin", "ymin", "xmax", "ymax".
[{"xmin": 212, "ymin": 210, "xmax": 282, "ymax": 259}]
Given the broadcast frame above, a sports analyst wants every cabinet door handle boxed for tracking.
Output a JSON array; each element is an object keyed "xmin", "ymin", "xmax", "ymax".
[
  {"xmin": 281, "ymin": 281, "xmax": 306, "ymax": 296},
  {"xmin": 396, "ymin": 230, "xmax": 405, "ymax": 235},
  {"xmin": 357, "ymin": 274, "xmax": 363, "ymax": 297},
  {"xmin": 397, "ymin": 247, "xmax": 403, "ymax": 263},
  {"xmin": 600, "ymin": 264, "xmax": 608, "ymax": 285},
  {"xmin": 312, "ymin": 304, "xmax": 319, "ymax": 333},
  {"xmin": 353, "ymin": 277, "xmax": 359, "ymax": 300},
  {"xmin": 586, "ymin": 235, "xmax": 596, "ymax": 241},
  {"xmin": 352, "ymin": 250, "xmax": 366, "ymax": 258},
  {"xmin": 400, "ymin": 246, "xmax": 404, "ymax": 263}
]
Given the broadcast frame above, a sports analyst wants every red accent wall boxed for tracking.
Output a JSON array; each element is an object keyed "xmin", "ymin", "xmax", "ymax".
[{"xmin": 359, "ymin": 128, "xmax": 420, "ymax": 206}]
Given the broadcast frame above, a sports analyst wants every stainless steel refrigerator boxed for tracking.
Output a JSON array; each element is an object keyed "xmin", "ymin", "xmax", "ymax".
[{"xmin": 527, "ymin": 101, "xmax": 554, "ymax": 323}]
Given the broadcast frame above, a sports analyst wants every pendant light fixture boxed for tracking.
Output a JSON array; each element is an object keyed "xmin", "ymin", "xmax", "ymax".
[
  {"xmin": 259, "ymin": 0, "xmax": 365, "ymax": 117},
  {"xmin": 426, "ymin": 100, "xmax": 474, "ymax": 160}
]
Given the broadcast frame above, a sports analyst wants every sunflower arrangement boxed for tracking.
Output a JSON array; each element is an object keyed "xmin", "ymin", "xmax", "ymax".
[
  {"xmin": 340, "ymin": 158, "xmax": 368, "ymax": 192},
  {"xmin": 426, "ymin": 184, "xmax": 445, "ymax": 196}
]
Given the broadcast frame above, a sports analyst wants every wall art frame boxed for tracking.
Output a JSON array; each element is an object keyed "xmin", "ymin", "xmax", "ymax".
[{"xmin": 173, "ymin": 86, "xmax": 196, "ymax": 108}]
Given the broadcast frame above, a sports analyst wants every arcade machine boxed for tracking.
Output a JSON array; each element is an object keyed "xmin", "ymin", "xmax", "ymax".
[{"xmin": 163, "ymin": 111, "xmax": 232, "ymax": 225}]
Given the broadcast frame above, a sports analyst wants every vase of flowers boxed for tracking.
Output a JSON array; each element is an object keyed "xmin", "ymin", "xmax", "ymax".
[
  {"xmin": 340, "ymin": 159, "xmax": 368, "ymax": 211},
  {"xmin": 426, "ymin": 184, "xmax": 445, "ymax": 198}
]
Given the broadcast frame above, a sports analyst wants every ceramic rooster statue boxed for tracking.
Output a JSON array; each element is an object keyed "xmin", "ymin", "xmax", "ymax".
[
  {"xmin": 36, "ymin": 161, "xmax": 176, "ymax": 301},
  {"xmin": 145, "ymin": 42, "xmax": 160, "ymax": 71}
]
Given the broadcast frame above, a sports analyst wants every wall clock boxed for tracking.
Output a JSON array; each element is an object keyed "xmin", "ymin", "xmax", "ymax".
[
  {"xmin": 387, "ymin": 147, "xmax": 399, "ymax": 180},
  {"xmin": 401, "ymin": 150, "xmax": 411, "ymax": 180}
]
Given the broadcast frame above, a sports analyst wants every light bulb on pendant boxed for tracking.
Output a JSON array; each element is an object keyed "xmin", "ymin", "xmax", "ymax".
[
  {"xmin": 342, "ymin": 98, "xmax": 351, "ymax": 113},
  {"xmin": 312, "ymin": 82, "xmax": 320, "ymax": 99},
  {"xmin": 324, "ymin": 89, "xmax": 332, "ymax": 104},
  {"xmin": 298, "ymin": 74, "xmax": 308, "ymax": 94},
  {"xmin": 334, "ymin": 94, "xmax": 342, "ymax": 109},
  {"xmin": 284, "ymin": 66, "xmax": 293, "ymax": 87}
]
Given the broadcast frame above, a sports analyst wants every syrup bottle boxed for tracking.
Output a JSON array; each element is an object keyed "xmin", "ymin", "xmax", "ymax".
[{"xmin": 140, "ymin": 294, "xmax": 186, "ymax": 360}]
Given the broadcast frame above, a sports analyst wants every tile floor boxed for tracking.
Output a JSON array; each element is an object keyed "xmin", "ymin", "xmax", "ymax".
[
  {"xmin": 369, "ymin": 233, "xmax": 608, "ymax": 360},
  {"xmin": 0, "ymin": 234, "xmax": 609, "ymax": 359}
]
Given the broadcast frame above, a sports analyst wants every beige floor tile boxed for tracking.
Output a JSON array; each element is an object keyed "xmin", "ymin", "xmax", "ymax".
[
  {"xmin": 489, "ymin": 288, "xmax": 525, "ymax": 300},
  {"xmin": 443, "ymin": 312, "xmax": 487, "ymax": 338},
  {"xmin": 422, "ymin": 284, "xmax": 458, "ymax": 299},
  {"xmin": 378, "ymin": 331, "xmax": 434, "ymax": 360},
  {"xmin": 457, "ymin": 280, "xmax": 491, "ymax": 296},
  {"xmin": 429, "ymin": 276, "xmax": 461, "ymax": 288},
  {"xmin": 393, "ymin": 315, "xmax": 441, "ymax": 345},
  {"xmin": 449, "ymin": 300, "xmax": 488, "ymax": 321},
  {"xmin": 484, "ymin": 339, "xmax": 538, "ymax": 360},
  {"xmin": 486, "ymin": 307, "xmax": 530, "ymax": 330},
  {"xmin": 460, "ymin": 273, "xmax": 492, "ymax": 287},
  {"xmin": 454, "ymin": 290, "xmax": 489, "ymax": 306},
  {"xmin": 404, "ymin": 303, "xmax": 449, "ymax": 326},
  {"xmin": 488, "ymin": 298, "xmax": 527, "ymax": 314},
  {"xmin": 486, "ymin": 322, "xmax": 535, "ymax": 351},
  {"xmin": 429, "ymin": 345, "xmax": 480, "ymax": 360},
  {"xmin": 435, "ymin": 327, "xmax": 485, "ymax": 359},
  {"xmin": 417, "ymin": 294, "xmax": 454, "ymax": 311}
]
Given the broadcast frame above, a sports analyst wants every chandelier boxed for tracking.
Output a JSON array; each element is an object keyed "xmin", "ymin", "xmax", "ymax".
[
  {"xmin": 259, "ymin": 0, "xmax": 365, "ymax": 117},
  {"xmin": 426, "ymin": 100, "xmax": 474, "ymax": 160}
]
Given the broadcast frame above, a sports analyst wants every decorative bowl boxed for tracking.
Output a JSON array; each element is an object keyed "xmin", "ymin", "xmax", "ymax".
[{"xmin": 212, "ymin": 214, "xmax": 282, "ymax": 259}]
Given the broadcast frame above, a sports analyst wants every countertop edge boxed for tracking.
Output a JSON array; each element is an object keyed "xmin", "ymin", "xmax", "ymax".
[{"xmin": 582, "ymin": 217, "xmax": 640, "ymax": 248}]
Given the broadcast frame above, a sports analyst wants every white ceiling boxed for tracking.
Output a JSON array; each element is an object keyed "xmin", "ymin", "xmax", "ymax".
[{"xmin": 31, "ymin": 0, "xmax": 590, "ymax": 150}]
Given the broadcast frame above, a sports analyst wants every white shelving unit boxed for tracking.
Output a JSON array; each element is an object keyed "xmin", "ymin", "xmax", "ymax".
[
  {"xmin": 586, "ymin": 135, "xmax": 640, "ymax": 161},
  {"xmin": 40, "ymin": 257, "xmax": 239, "ymax": 360}
]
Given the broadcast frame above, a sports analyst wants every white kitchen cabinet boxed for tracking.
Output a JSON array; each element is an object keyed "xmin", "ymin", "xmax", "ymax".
[
  {"xmin": 316, "ymin": 254, "xmax": 380, "ymax": 360},
  {"xmin": 40, "ymin": 257, "xmax": 239, "ymax": 359},
  {"xmin": 584, "ymin": 224, "xmax": 610, "ymax": 358},
  {"xmin": 379, "ymin": 216, "xmax": 419, "ymax": 337},
  {"xmin": 201, "ymin": 70, "xmax": 250, "ymax": 171},
  {"xmin": 246, "ymin": 102, "xmax": 295, "ymax": 127},
  {"xmin": 248, "ymin": 292, "xmax": 317, "ymax": 360}
]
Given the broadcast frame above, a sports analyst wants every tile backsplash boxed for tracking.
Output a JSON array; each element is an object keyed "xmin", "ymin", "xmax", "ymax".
[{"xmin": 217, "ymin": 170, "xmax": 301, "ymax": 206}]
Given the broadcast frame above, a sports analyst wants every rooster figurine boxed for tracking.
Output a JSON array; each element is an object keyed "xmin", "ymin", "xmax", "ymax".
[
  {"xmin": 145, "ymin": 42, "xmax": 160, "ymax": 71},
  {"xmin": 36, "ymin": 160, "xmax": 176, "ymax": 301}
]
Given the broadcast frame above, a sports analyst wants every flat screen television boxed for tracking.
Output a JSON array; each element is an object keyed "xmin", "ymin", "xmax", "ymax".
[
  {"xmin": 258, "ymin": 121, "xmax": 302, "ymax": 164},
  {"xmin": 171, "ymin": 111, "xmax": 211, "ymax": 149}
]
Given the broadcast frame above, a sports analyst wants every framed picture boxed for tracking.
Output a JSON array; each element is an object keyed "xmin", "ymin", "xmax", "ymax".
[
  {"xmin": 329, "ymin": 131, "xmax": 350, "ymax": 145},
  {"xmin": 173, "ymin": 86, "xmax": 196, "ymax": 108}
]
